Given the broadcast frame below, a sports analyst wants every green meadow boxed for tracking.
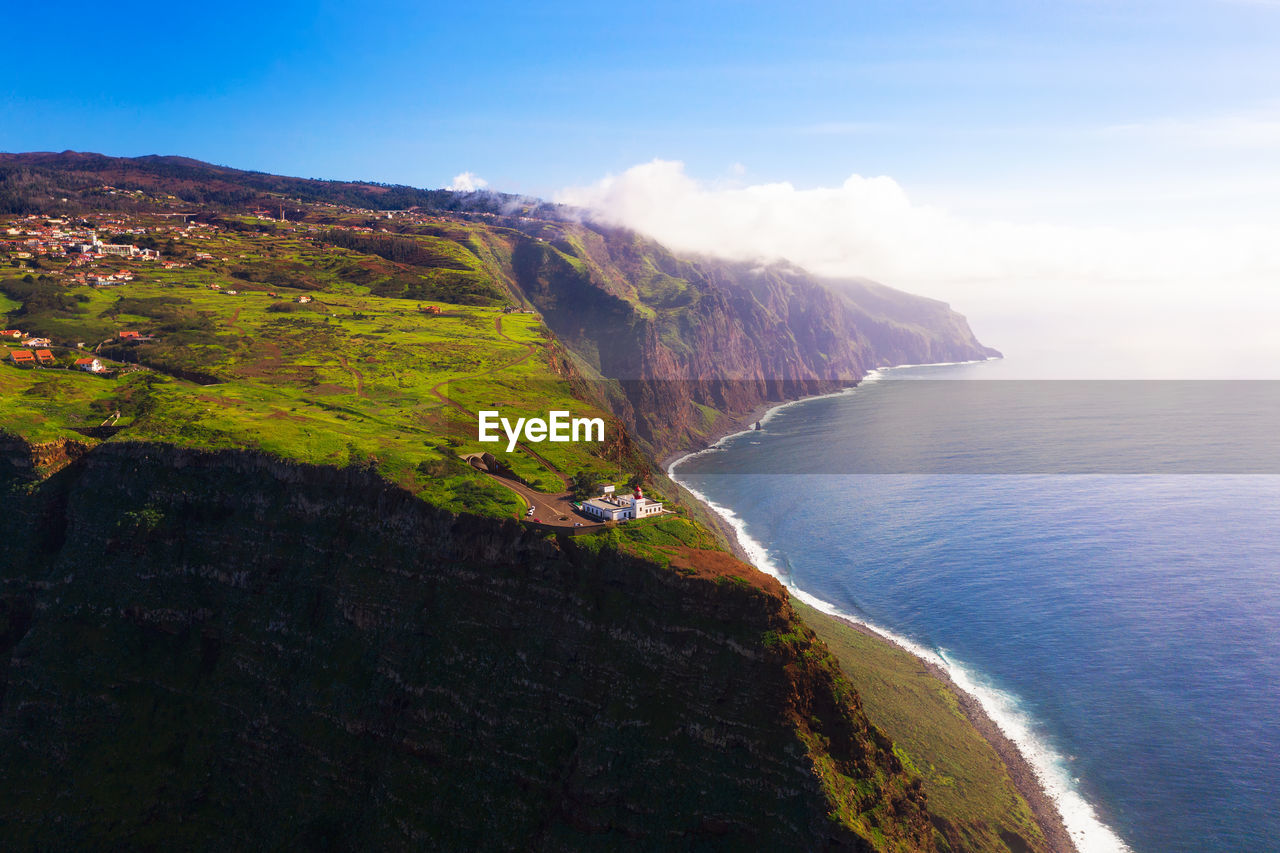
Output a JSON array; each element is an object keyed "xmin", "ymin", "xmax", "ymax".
[{"xmin": 0, "ymin": 220, "xmax": 653, "ymax": 517}]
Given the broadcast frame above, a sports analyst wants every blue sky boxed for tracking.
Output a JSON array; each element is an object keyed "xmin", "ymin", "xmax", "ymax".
[
  {"xmin": 7, "ymin": 0, "xmax": 1280, "ymax": 375},
  {"xmin": 5, "ymin": 0, "xmax": 1279, "ymax": 210}
]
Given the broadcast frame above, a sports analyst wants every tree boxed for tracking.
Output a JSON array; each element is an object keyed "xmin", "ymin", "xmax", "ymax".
[{"xmin": 569, "ymin": 470, "xmax": 602, "ymax": 500}]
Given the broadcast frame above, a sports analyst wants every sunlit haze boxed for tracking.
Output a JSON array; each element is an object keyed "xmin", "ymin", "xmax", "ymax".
[{"xmin": 557, "ymin": 160, "xmax": 1280, "ymax": 378}]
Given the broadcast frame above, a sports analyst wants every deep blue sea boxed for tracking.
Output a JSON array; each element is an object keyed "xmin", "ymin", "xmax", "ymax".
[{"xmin": 670, "ymin": 363, "xmax": 1280, "ymax": 853}]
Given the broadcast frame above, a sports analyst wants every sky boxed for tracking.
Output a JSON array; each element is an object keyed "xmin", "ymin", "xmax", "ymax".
[{"xmin": 6, "ymin": 0, "xmax": 1280, "ymax": 375}]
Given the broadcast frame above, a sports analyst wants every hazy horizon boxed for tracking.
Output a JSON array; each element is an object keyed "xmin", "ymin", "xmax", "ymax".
[{"xmin": 552, "ymin": 160, "xmax": 1280, "ymax": 380}]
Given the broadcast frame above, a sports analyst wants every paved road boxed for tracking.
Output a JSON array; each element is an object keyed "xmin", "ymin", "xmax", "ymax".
[{"xmin": 462, "ymin": 455, "xmax": 602, "ymax": 529}]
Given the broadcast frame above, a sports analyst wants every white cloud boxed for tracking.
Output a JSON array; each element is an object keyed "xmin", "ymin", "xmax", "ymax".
[
  {"xmin": 448, "ymin": 171, "xmax": 488, "ymax": 192},
  {"xmin": 1102, "ymin": 108, "xmax": 1280, "ymax": 149},
  {"xmin": 555, "ymin": 159, "xmax": 1280, "ymax": 288},
  {"xmin": 556, "ymin": 160, "xmax": 1280, "ymax": 377}
]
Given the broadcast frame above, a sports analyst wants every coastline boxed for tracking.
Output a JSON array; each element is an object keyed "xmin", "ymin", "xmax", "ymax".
[
  {"xmin": 658, "ymin": 356, "xmax": 994, "ymax": 472},
  {"xmin": 657, "ymin": 378, "xmax": 873, "ymax": 474},
  {"xmin": 828, "ymin": 612, "xmax": 1077, "ymax": 853},
  {"xmin": 657, "ymin": 400, "xmax": 778, "ymax": 474},
  {"xmin": 663, "ymin": 363, "xmax": 1087, "ymax": 853}
]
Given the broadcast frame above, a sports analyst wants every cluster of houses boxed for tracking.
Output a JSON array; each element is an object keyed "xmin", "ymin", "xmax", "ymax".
[
  {"xmin": 9, "ymin": 348, "xmax": 56, "ymax": 367},
  {"xmin": 2, "ymin": 327, "xmax": 127, "ymax": 374},
  {"xmin": 6, "ymin": 344, "xmax": 104, "ymax": 374},
  {"xmin": 2, "ymin": 211, "xmax": 221, "ymax": 284},
  {"xmin": 68, "ymin": 269, "xmax": 136, "ymax": 287},
  {"xmin": 4, "ymin": 221, "xmax": 159, "ymax": 264}
]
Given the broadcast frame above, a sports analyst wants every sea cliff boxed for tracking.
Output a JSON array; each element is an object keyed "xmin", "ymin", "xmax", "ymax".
[
  {"xmin": 1, "ymin": 441, "xmax": 932, "ymax": 851},
  {"xmin": 504, "ymin": 223, "xmax": 998, "ymax": 458}
]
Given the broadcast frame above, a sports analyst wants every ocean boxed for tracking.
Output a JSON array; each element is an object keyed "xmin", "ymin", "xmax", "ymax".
[{"xmin": 669, "ymin": 363, "xmax": 1280, "ymax": 853}]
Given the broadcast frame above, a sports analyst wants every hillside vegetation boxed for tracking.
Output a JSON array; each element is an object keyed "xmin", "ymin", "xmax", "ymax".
[
  {"xmin": 0, "ymin": 153, "xmax": 1034, "ymax": 853},
  {"xmin": 794, "ymin": 602, "xmax": 1053, "ymax": 853}
]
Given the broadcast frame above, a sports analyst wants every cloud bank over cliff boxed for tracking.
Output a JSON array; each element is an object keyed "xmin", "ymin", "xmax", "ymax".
[
  {"xmin": 556, "ymin": 159, "xmax": 1280, "ymax": 289},
  {"xmin": 558, "ymin": 160, "xmax": 1280, "ymax": 378}
]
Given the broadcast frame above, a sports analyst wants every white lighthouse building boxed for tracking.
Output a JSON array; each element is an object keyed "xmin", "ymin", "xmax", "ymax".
[{"xmin": 580, "ymin": 485, "xmax": 664, "ymax": 522}]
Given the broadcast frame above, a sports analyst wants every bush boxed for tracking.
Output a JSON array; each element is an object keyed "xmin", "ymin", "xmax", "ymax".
[{"xmin": 569, "ymin": 469, "xmax": 604, "ymax": 499}]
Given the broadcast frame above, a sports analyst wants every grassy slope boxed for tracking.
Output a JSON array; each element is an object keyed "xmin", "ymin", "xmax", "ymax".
[
  {"xmin": 0, "ymin": 219, "xmax": 652, "ymax": 517},
  {"xmin": 793, "ymin": 600, "xmax": 1049, "ymax": 853},
  {"xmin": 0, "ymin": 363, "xmax": 153, "ymax": 443}
]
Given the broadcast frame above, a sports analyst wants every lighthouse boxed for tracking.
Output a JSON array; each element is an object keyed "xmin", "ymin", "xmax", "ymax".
[
  {"xmin": 579, "ymin": 484, "xmax": 665, "ymax": 521},
  {"xmin": 629, "ymin": 485, "xmax": 662, "ymax": 518}
]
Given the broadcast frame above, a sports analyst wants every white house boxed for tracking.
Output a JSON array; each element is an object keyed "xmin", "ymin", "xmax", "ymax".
[
  {"xmin": 73, "ymin": 357, "xmax": 105, "ymax": 374},
  {"xmin": 580, "ymin": 485, "xmax": 664, "ymax": 522}
]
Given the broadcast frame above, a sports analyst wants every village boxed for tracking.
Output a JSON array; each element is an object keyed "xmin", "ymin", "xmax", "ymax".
[
  {"xmin": 0, "ymin": 192, "xmax": 493, "ymax": 375},
  {"xmin": 1, "ymin": 191, "xmax": 478, "ymax": 285},
  {"xmin": 3, "ymin": 210, "xmax": 195, "ymax": 286}
]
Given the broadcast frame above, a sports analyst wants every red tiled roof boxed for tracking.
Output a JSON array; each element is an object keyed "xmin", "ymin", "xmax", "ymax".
[
  {"xmin": 10, "ymin": 350, "xmax": 35, "ymax": 362},
  {"xmin": 74, "ymin": 357, "xmax": 96, "ymax": 365}
]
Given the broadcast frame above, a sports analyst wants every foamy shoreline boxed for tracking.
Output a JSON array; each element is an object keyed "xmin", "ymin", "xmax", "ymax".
[{"xmin": 665, "ymin": 362, "xmax": 1132, "ymax": 853}]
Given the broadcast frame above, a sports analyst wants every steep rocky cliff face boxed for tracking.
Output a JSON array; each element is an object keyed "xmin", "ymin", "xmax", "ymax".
[
  {"xmin": 0, "ymin": 442, "xmax": 933, "ymax": 851},
  {"xmin": 501, "ymin": 223, "xmax": 997, "ymax": 457},
  {"xmin": 0, "ymin": 434, "xmax": 92, "ymax": 481}
]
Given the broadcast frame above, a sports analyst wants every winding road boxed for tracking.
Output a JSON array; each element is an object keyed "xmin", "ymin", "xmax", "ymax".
[{"xmin": 460, "ymin": 456, "xmax": 600, "ymax": 529}]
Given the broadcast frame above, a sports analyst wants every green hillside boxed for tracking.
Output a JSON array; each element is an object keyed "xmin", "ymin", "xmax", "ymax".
[
  {"xmin": 0, "ymin": 216, "xmax": 651, "ymax": 516},
  {"xmin": 0, "ymin": 157, "xmax": 1040, "ymax": 852}
]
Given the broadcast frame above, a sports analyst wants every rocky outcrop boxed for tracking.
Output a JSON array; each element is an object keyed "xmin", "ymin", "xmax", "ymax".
[
  {"xmin": 0, "ymin": 432, "xmax": 92, "ymax": 480},
  {"xmin": 0, "ymin": 443, "xmax": 933, "ymax": 851}
]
